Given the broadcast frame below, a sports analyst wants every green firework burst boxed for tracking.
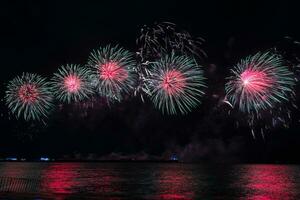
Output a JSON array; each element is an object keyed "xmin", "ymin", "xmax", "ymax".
[
  {"xmin": 145, "ymin": 54, "xmax": 206, "ymax": 115},
  {"xmin": 86, "ymin": 45, "xmax": 137, "ymax": 101},
  {"xmin": 51, "ymin": 64, "xmax": 94, "ymax": 103},
  {"xmin": 225, "ymin": 51, "xmax": 296, "ymax": 114},
  {"xmin": 5, "ymin": 73, "xmax": 54, "ymax": 121}
]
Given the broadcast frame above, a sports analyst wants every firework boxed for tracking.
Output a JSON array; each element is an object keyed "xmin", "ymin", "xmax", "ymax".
[
  {"xmin": 225, "ymin": 52, "xmax": 297, "ymax": 138},
  {"xmin": 136, "ymin": 22, "xmax": 206, "ymax": 62},
  {"xmin": 135, "ymin": 22, "xmax": 206, "ymax": 101},
  {"xmin": 51, "ymin": 64, "xmax": 94, "ymax": 103},
  {"xmin": 225, "ymin": 52, "xmax": 296, "ymax": 114},
  {"xmin": 145, "ymin": 54, "xmax": 206, "ymax": 115},
  {"xmin": 86, "ymin": 45, "xmax": 137, "ymax": 101},
  {"xmin": 5, "ymin": 73, "xmax": 54, "ymax": 121}
]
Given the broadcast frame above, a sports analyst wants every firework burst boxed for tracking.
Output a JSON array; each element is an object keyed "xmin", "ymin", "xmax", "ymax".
[
  {"xmin": 5, "ymin": 73, "xmax": 54, "ymax": 121},
  {"xmin": 225, "ymin": 52, "xmax": 296, "ymax": 114},
  {"xmin": 135, "ymin": 22, "xmax": 206, "ymax": 101},
  {"xmin": 225, "ymin": 51, "xmax": 296, "ymax": 137},
  {"xmin": 86, "ymin": 45, "xmax": 137, "ymax": 101},
  {"xmin": 145, "ymin": 54, "xmax": 206, "ymax": 115},
  {"xmin": 51, "ymin": 64, "xmax": 94, "ymax": 103}
]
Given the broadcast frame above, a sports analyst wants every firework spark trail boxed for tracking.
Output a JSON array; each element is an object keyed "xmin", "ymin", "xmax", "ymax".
[
  {"xmin": 135, "ymin": 22, "xmax": 206, "ymax": 101},
  {"xmin": 51, "ymin": 64, "xmax": 94, "ymax": 103},
  {"xmin": 225, "ymin": 51, "xmax": 296, "ymax": 138},
  {"xmin": 5, "ymin": 73, "xmax": 54, "ymax": 121},
  {"xmin": 145, "ymin": 54, "xmax": 206, "ymax": 115},
  {"xmin": 136, "ymin": 22, "xmax": 206, "ymax": 62},
  {"xmin": 86, "ymin": 45, "xmax": 137, "ymax": 102}
]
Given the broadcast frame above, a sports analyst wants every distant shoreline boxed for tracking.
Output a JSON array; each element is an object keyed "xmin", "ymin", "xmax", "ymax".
[
  {"xmin": 0, "ymin": 160, "xmax": 180, "ymax": 163},
  {"xmin": 1, "ymin": 160, "xmax": 300, "ymax": 164}
]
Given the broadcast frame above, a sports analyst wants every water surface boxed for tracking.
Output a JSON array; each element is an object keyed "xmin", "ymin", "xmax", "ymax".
[{"xmin": 0, "ymin": 162, "xmax": 299, "ymax": 199}]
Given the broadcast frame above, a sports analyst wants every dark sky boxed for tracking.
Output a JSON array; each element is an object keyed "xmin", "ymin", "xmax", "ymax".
[{"xmin": 1, "ymin": 0, "xmax": 300, "ymax": 162}]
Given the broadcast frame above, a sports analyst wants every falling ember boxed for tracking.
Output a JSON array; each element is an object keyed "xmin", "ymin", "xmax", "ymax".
[
  {"xmin": 18, "ymin": 84, "xmax": 39, "ymax": 103},
  {"xmin": 64, "ymin": 75, "xmax": 81, "ymax": 93},
  {"xmin": 161, "ymin": 70, "xmax": 186, "ymax": 95},
  {"xmin": 136, "ymin": 22, "xmax": 206, "ymax": 62},
  {"xmin": 99, "ymin": 62, "xmax": 128, "ymax": 82}
]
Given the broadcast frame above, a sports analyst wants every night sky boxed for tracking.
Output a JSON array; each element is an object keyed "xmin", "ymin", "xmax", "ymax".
[{"xmin": 1, "ymin": 0, "xmax": 300, "ymax": 163}]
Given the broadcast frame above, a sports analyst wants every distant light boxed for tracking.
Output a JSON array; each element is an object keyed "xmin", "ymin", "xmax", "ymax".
[
  {"xmin": 40, "ymin": 157, "xmax": 50, "ymax": 161},
  {"xmin": 170, "ymin": 154, "xmax": 178, "ymax": 161},
  {"xmin": 6, "ymin": 157, "xmax": 17, "ymax": 161}
]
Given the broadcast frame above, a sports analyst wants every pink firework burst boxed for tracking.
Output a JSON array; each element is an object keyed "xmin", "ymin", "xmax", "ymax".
[
  {"xmin": 225, "ymin": 52, "xmax": 296, "ymax": 114},
  {"xmin": 160, "ymin": 70, "xmax": 186, "ymax": 95},
  {"xmin": 5, "ymin": 73, "xmax": 53, "ymax": 121},
  {"xmin": 146, "ymin": 54, "xmax": 206, "ymax": 115},
  {"xmin": 64, "ymin": 74, "xmax": 81, "ymax": 93},
  {"xmin": 99, "ymin": 62, "xmax": 128, "ymax": 81},
  {"xmin": 239, "ymin": 69, "xmax": 274, "ymax": 96},
  {"xmin": 18, "ymin": 84, "xmax": 39, "ymax": 104},
  {"xmin": 87, "ymin": 45, "xmax": 137, "ymax": 101},
  {"xmin": 51, "ymin": 64, "xmax": 94, "ymax": 103}
]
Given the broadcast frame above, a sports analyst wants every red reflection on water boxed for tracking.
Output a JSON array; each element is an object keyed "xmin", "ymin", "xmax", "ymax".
[
  {"xmin": 241, "ymin": 165, "xmax": 296, "ymax": 200},
  {"xmin": 155, "ymin": 165, "xmax": 194, "ymax": 200},
  {"xmin": 41, "ymin": 163, "xmax": 79, "ymax": 199},
  {"xmin": 40, "ymin": 163, "xmax": 120, "ymax": 200}
]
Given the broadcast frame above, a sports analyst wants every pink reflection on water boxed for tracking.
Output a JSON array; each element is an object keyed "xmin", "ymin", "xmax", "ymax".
[
  {"xmin": 40, "ymin": 163, "xmax": 121, "ymax": 200},
  {"xmin": 41, "ymin": 163, "xmax": 80, "ymax": 199},
  {"xmin": 240, "ymin": 165, "xmax": 297, "ymax": 200},
  {"xmin": 154, "ymin": 165, "xmax": 195, "ymax": 200}
]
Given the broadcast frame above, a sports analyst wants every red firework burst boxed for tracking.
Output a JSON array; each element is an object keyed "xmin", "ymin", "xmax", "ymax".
[
  {"xmin": 146, "ymin": 54, "xmax": 206, "ymax": 115},
  {"xmin": 64, "ymin": 74, "xmax": 81, "ymax": 93},
  {"xmin": 18, "ymin": 84, "xmax": 39, "ymax": 104},
  {"xmin": 161, "ymin": 70, "xmax": 186, "ymax": 95},
  {"xmin": 87, "ymin": 45, "xmax": 137, "ymax": 101},
  {"xmin": 226, "ymin": 52, "xmax": 296, "ymax": 115},
  {"xmin": 240, "ymin": 69, "xmax": 273, "ymax": 95},
  {"xmin": 6, "ymin": 73, "xmax": 53, "ymax": 121},
  {"xmin": 99, "ymin": 62, "xmax": 128, "ymax": 82}
]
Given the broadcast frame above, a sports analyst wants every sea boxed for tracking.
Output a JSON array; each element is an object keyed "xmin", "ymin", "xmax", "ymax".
[{"xmin": 0, "ymin": 162, "xmax": 299, "ymax": 199}]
